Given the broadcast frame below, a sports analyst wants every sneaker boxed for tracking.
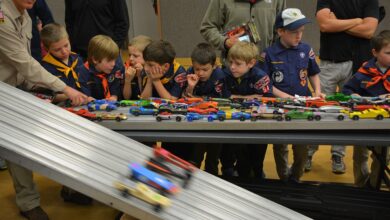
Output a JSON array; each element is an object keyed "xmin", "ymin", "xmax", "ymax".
[
  {"xmin": 61, "ymin": 186, "xmax": 93, "ymax": 205},
  {"xmin": 332, "ymin": 155, "xmax": 346, "ymax": 174},
  {"xmin": 0, "ymin": 158, "xmax": 7, "ymax": 170},
  {"xmin": 20, "ymin": 206, "xmax": 49, "ymax": 220},
  {"xmin": 304, "ymin": 157, "xmax": 312, "ymax": 172}
]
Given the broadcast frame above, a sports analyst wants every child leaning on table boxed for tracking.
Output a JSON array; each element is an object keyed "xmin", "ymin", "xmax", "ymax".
[
  {"xmin": 261, "ymin": 8, "xmax": 324, "ymax": 183},
  {"xmin": 82, "ymin": 35, "xmax": 125, "ymax": 101},
  {"xmin": 140, "ymin": 40, "xmax": 187, "ymax": 100},
  {"xmin": 342, "ymin": 30, "xmax": 390, "ymax": 189},
  {"xmin": 40, "ymin": 23, "xmax": 93, "ymax": 103},
  {"xmin": 184, "ymin": 42, "xmax": 229, "ymax": 176},
  {"xmin": 122, "ymin": 35, "xmax": 152, "ymax": 100},
  {"xmin": 220, "ymin": 41, "xmax": 272, "ymax": 178}
]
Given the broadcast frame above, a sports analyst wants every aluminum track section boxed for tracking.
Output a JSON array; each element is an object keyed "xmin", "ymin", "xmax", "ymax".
[{"xmin": 0, "ymin": 82, "xmax": 310, "ymax": 220}]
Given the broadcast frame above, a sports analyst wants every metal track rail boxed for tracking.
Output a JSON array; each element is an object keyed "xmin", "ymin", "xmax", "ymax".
[{"xmin": 0, "ymin": 82, "xmax": 309, "ymax": 220}]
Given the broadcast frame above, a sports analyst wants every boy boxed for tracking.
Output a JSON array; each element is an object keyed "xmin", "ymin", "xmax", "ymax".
[
  {"xmin": 140, "ymin": 40, "xmax": 187, "ymax": 100},
  {"xmin": 184, "ymin": 42, "xmax": 229, "ymax": 175},
  {"xmin": 342, "ymin": 30, "xmax": 390, "ymax": 188},
  {"xmin": 222, "ymin": 41, "xmax": 272, "ymax": 178},
  {"xmin": 83, "ymin": 35, "xmax": 124, "ymax": 101},
  {"xmin": 261, "ymin": 8, "xmax": 323, "ymax": 183},
  {"xmin": 40, "ymin": 23, "xmax": 92, "ymax": 103},
  {"xmin": 123, "ymin": 35, "xmax": 152, "ymax": 100}
]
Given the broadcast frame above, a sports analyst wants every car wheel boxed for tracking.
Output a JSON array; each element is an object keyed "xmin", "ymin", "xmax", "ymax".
[
  {"xmin": 115, "ymin": 117, "xmax": 121, "ymax": 122},
  {"xmin": 337, "ymin": 115, "xmax": 344, "ymax": 121},
  {"xmin": 106, "ymin": 107, "xmax": 112, "ymax": 112},
  {"xmin": 121, "ymin": 189, "xmax": 129, "ymax": 198},
  {"xmin": 276, "ymin": 115, "xmax": 283, "ymax": 121},
  {"xmin": 187, "ymin": 116, "xmax": 193, "ymax": 122},
  {"xmin": 314, "ymin": 115, "xmax": 321, "ymax": 121},
  {"xmin": 88, "ymin": 107, "xmax": 94, "ymax": 112},
  {"xmin": 133, "ymin": 111, "xmax": 140, "ymax": 116},
  {"xmin": 176, "ymin": 116, "xmax": 182, "ymax": 122},
  {"xmin": 352, "ymin": 115, "xmax": 359, "ymax": 120},
  {"xmin": 154, "ymin": 204, "xmax": 162, "ymax": 212},
  {"xmin": 250, "ymin": 117, "xmax": 257, "ymax": 122},
  {"xmin": 308, "ymin": 115, "xmax": 314, "ymax": 121},
  {"xmin": 120, "ymin": 103, "xmax": 126, "ymax": 107},
  {"xmin": 218, "ymin": 116, "xmax": 225, "ymax": 121},
  {"xmin": 239, "ymin": 116, "xmax": 246, "ymax": 121},
  {"xmin": 207, "ymin": 117, "xmax": 214, "ymax": 122},
  {"xmin": 285, "ymin": 116, "xmax": 291, "ymax": 121},
  {"xmin": 376, "ymin": 115, "xmax": 384, "ymax": 120},
  {"xmin": 97, "ymin": 117, "xmax": 103, "ymax": 122},
  {"xmin": 156, "ymin": 116, "xmax": 162, "ymax": 122}
]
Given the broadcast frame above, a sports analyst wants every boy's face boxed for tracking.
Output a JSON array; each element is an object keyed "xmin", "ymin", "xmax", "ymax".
[
  {"xmin": 128, "ymin": 46, "xmax": 144, "ymax": 66},
  {"xmin": 93, "ymin": 58, "xmax": 116, "ymax": 74},
  {"xmin": 13, "ymin": 0, "xmax": 36, "ymax": 11},
  {"xmin": 278, "ymin": 26, "xmax": 305, "ymax": 48},
  {"xmin": 48, "ymin": 38, "xmax": 71, "ymax": 63},
  {"xmin": 192, "ymin": 62, "xmax": 214, "ymax": 81},
  {"xmin": 144, "ymin": 61, "xmax": 169, "ymax": 74},
  {"xmin": 228, "ymin": 58, "xmax": 255, "ymax": 78},
  {"xmin": 373, "ymin": 44, "xmax": 390, "ymax": 68}
]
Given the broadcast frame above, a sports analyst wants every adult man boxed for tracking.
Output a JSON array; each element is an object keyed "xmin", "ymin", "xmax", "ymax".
[
  {"xmin": 306, "ymin": 0, "xmax": 379, "ymax": 174},
  {"xmin": 200, "ymin": 0, "xmax": 286, "ymax": 64},
  {"xmin": 65, "ymin": 0, "xmax": 130, "ymax": 59},
  {"xmin": 0, "ymin": 0, "xmax": 88, "ymax": 219},
  {"xmin": 200, "ymin": 0, "xmax": 286, "ymax": 178}
]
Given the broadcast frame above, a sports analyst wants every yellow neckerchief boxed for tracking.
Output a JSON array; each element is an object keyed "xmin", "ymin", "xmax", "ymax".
[
  {"xmin": 143, "ymin": 61, "xmax": 181, "ymax": 86},
  {"xmin": 42, "ymin": 52, "xmax": 81, "ymax": 88}
]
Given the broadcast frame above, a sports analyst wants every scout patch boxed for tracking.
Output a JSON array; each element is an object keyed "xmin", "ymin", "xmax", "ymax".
[
  {"xmin": 254, "ymin": 75, "xmax": 270, "ymax": 93},
  {"xmin": 108, "ymin": 74, "xmax": 115, "ymax": 83},
  {"xmin": 300, "ymin": 52, "xmax": 305, "ymax": 59},
  {"xmin": 114, "ymin": 70, "xmax": 123, "ymax": 79},
  {"xmin": 0, "ymin": 10, "xmax": 4, "ymax": 23},
  {"xmin": 272, "ymin": 70, "xmax": 284, "ymax": 83},
  {"xmin": 214, "ymin": 81, "xmax": 223, "ymax": 94},
  {"xmin": 299, "ymin": 69, "xmax": 307, "ymax": 86},
  {"xmin": 309, "ymin": 48, "xmax": 316, "ymax": 59},
  {"xmin": 174, "ymin": 72, "xmax": 187, "ymax": 87}
]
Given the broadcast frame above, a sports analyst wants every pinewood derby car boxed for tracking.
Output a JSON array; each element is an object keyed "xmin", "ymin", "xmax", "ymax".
[
  {"xmin": 95, "ymin": 113, "xmax": 127, "ymax": 121},
  {"xmin": 114, "ymin": 177, "xmax": 171, "ymax": 212}
]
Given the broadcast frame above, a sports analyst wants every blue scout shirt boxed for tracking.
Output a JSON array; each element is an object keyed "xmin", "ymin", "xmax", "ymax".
[
  {"xmin": 342, "ymin": 58, "xmax": 390, "ymax": 97},
  {"xmin": 42, "ymin": 52, "xmax": 90, "ymax": 95},
  {"xmin": 141, "ymin": 61, "xmax": 187, "ymax": 98},
  {"xmin": 82, "ymin": 57, "xmax": 124, "ymax": 99},
  {"xmin": 224, "ymin": 66, "xmax": 273, "ymax": 97},
  {"xmin": 186, "ymin": 66, "xmax": 229, "ymax": 98},
  {"xmin": 261, "ymin": 40, "xmax": 320, "ymax": 96}
]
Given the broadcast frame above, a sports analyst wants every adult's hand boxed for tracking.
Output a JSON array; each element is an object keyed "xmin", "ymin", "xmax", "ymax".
[
  {"xmin": 62, "ymin": 86, "xmax": 88, "ymax": 106},
  {"xmin": 225, "ymin": 30, "xmax": 245, "ymax": 49}
]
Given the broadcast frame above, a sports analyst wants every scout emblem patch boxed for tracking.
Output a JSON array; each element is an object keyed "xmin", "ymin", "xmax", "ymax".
[
  {"xmin": 299, "ymin": 69, "xmax": 308, "ymax": 86},
  {"xmin": 272, "ymin": 70, "xmax": 284, "ymax": 83}
]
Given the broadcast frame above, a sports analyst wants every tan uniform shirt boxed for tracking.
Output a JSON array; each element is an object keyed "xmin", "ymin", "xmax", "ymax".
[{"xmin": 0, "ymin": 0, "xmax": 65, "ymax": 91}]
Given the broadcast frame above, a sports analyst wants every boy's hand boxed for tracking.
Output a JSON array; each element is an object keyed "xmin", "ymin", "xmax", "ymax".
[
  {"xmin": 313, "ymin": 92, "xmax": 326, "ymax": 99},
  {"xmin": 62, "ymin": 86, "xmax": 88, "ymax": 106},
  {"xmin": 134, "ymin": 63, "xmax": 144, "ymax": 75},
  {"xmin": 148, "ymin": 65, "xmax": 164, "ymax": 81},
  {"xmin": 125, "ymin": 66, "xmax": 137, "ymax": 81},
  {"xmin": 187, "ymin": 74, "xmax": 199, "ymax": 88}
]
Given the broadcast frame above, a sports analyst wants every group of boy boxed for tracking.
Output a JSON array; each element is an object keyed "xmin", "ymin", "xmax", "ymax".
[{"xmin": 1, "ymin": 1, "xmax": 389, "ymax": 218}]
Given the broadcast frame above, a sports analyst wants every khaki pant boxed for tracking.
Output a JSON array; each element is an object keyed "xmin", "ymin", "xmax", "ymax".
[
  {"xmin": 7, "ymin": 161, "xmax": 40, "ymax": 211},
  {"xmin": 273, "ymin": 144, "xmax": 308, "ymax": 181},
  {"xmin": 353, "ymin": 146, "xmax": 389, "ymax": 188}
]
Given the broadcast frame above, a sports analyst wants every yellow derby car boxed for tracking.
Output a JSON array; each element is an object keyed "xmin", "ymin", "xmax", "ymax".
[
  {"xmin": 114, "ymin": 178, "xmax": 171, "ymax": 212},
  {"xmin": 349, "ymin": 108, "xmax": 389, "ymax": 120},
  {"xmin": 96, "ymin": 113, "xmax": 128, "ymax": 122}
]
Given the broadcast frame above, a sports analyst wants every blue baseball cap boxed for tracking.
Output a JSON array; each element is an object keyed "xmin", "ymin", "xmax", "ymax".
[{"xmin": 275, "ymin": 8, "xmax": 311, "ymax": 30}]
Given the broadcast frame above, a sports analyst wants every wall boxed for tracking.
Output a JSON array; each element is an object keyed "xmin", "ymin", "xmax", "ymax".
[{"xmin": 47, "ymin": 0, "xmax": 390, "ymax": 57}]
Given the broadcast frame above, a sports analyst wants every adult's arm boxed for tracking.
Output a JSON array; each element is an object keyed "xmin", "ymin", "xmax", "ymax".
[
  {"xmin": 111, "ymin": 0, "xmax": 130, "ymax": 48},
  {"xmin": 200, "ymin": 0, "xmax": 226, "ymax": 50},
  {"xmin": 316, "ymin": 8, "xmax": 362, "ymax": 33},
  {"xmin": 345, "ymin": 17, "xmax": 378, "ymax": 39},
  {"xmin": 0, "ymin": 19, "xmax": 65, "ymax": 92}
]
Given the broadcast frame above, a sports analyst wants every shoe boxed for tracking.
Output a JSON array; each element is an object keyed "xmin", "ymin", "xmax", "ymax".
[
  {"xmin": 332, "ymin": 155, "xmax": 346, "ymax": 174},
  {"xmin": 61, "ymin": 186, "xmax": 93, "ymax": 205},
  {"xmin": 304, "ymin": 156, "xmax": 312, "ymax": 172},
  {"xmin": 0, "ymin": 158, "xmax": 7, "ymax": 170},
  {"xmin": 20, "ymin": 206, "xmax": 49, "ymax": 220}
]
